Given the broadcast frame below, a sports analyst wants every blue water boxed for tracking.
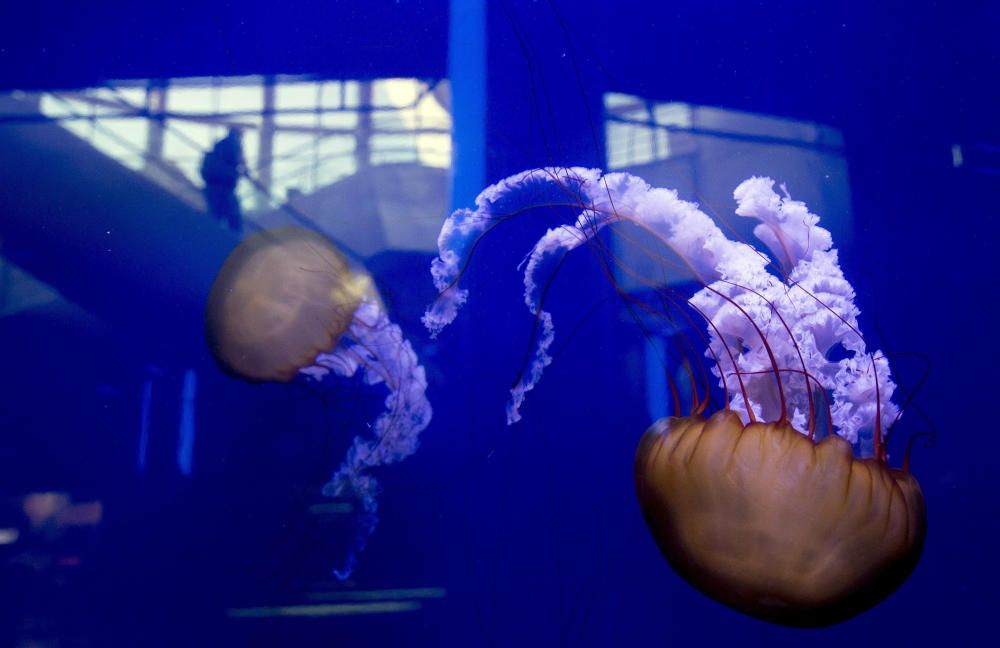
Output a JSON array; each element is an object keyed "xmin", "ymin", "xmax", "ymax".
[{"xmin": 1, "ymin": 1, "xmax": 997, "ymax": 645}]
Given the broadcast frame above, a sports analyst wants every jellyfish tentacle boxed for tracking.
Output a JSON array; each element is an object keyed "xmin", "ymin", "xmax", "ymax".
[
  {"xmin": 733, "ymin": 176, "xmax": 833, "ymax": 277},
  {"xmin": 423, "ymin": 167, "xmax": 602, "ymax": 337},
  {"xmin": 428, "ymin": 167, "xmax": 771, "ymax": 422},
  {"xmin": 308, "ymin": 299, "xmax": 432, "ymax": 579},
  {"xmin": 586, "ymin": 229, "xmax": 735, "ymax": 415},
  {"xmin": 520, "ymin": 171, "xmax": 792, "ymax": 423},
  {"xmin": 427, "ymin": 168, "xmax": 900, "ymax": 453},
  {"xmin": 512, "ymin": 202, "xmax": 620, "ymax": 423},
  {"xmin": 692, "ymin": 178, "xmax": 899, "ymax": 451},
  {"xmin": 718, "ymin": 278, "xmax": 817, "ymax": 434}
]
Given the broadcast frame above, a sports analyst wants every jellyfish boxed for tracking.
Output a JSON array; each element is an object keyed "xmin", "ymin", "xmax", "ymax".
[
  {"xmin": 424, "ymin": 168, "xmax": 925, "ymax": 625},
  {"xmin": 206, "ymin": 226, "xmax": 432, "ymax": 579}
]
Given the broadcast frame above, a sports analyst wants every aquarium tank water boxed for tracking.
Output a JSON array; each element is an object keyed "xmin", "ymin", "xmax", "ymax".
[{"xmin": 0, "ymin": 1, "xmax": 997, "ymax": 646}]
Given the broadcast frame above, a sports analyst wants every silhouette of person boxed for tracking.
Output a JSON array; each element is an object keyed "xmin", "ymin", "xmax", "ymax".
[{"xmin": 200, "ymin": 128, "xmax": 246, "ymax": 231}]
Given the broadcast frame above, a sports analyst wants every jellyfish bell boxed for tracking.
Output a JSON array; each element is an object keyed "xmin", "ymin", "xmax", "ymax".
[
  {"xmin": 205, "ymin": 225, "xmax": 432, "ymax": 580},
  {"xmin": 425, "ymin": 167, "xmax": 926, "ymax": 625},
  {"xmin": 635, "ymin": 412, "xmax": 925, "ymax": 627},
  {"xmin": 205, "ymin": 225, "xmax": 373, "ymax": 382}
]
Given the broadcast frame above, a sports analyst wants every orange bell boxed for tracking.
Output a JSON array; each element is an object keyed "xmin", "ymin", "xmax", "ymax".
[{"xmin": 634, "ymin": 411, "xmax": 925, "ymax": 626}]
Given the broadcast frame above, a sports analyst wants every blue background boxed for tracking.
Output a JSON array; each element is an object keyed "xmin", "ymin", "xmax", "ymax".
[{"xmin": 0, "ymin": 1, "xmax": 997, "ymax": 645}]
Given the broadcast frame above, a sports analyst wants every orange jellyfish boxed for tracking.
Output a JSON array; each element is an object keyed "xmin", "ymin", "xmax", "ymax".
[
  {"xmin": 205, "ymin": 226, "xmax": 369, "ymax": 382},
  {"xmin": 424, "ymin": 167, "xmax": 925, "ymax": 625},
  {"xmin": 206, "ymin": 225, "xmax": 433, "ymax": 579},
  {"xmin": 634, "ymin": 412, "xmax": 924, "ymax": 626}
]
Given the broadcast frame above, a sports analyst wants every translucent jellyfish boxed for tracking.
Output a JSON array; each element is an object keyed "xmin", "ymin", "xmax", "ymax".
[
  {"xmin": 206, "ymin": 226, "xmax": 432, "ymax": 579},
  {"xmin": 425, "ymin": 168, "xmax": 924, "ymax": 625}
]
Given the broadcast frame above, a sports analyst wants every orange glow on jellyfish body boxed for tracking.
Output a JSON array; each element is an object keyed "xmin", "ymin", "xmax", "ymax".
[
  {"xmin": 635, "ymin": 414, "xmax": 924, "ymax": 626},
  {"xmin": 205, "ymin": 226, "xmax": 369, "ymax": 382},
  {"xmin": 425, "ymin": 168, "xmax": 925, "ymax": 626}
]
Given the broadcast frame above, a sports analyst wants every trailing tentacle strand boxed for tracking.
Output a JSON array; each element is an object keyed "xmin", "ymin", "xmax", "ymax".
[{"xmin": 425, "ymin": 169, "xmax": 898, "ymax": 455}]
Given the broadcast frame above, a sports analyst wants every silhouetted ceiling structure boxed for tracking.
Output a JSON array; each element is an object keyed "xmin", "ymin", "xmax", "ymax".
[
  {"xmin": 0, "ymin": 0, "xmax": 449, "ymax": 89},
  {"xmin": 1, "ymin": 0, "xmax": 996, "ymax": 146}
]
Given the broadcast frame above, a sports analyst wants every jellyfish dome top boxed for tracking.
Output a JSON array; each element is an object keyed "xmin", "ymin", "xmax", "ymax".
[
  {"xmin": 206, "ymin": 226, "xmax": 432, "ymax": 580},
  {"xmin": 206, "ymin": 226, "xmax": 370, "ymax": 382},
  {"xmin": 425, "ymin": 168, "xmax": 925, "ymax": 626}
]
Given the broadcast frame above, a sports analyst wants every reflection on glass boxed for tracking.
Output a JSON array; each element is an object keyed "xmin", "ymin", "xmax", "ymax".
[{"xmin": 28, "ymin": 76, "xmax": 451, "ymax": 221}]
